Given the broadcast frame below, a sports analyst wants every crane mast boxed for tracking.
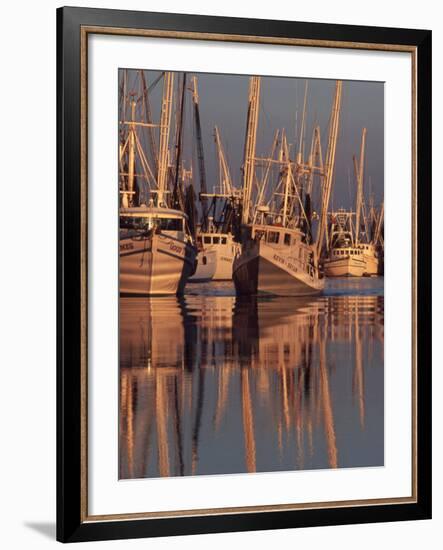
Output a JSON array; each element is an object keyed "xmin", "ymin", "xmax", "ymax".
[
  {"xmin": 139, "ymin": 70, "xmax": 159, "ymax": 176},
  {"xmin": 241, "ymin": 76, "xmax": 261, "ymax": 225},
  {"xmin": 191, "ymin": 76, "xmax": 208, "ymax": 230},
  {"xmin": 316, "ymin": 80, "xmax": 343, "ymax": 258},
  {"xmin": 157, "ymin": 72, "xmax": 174, "ymax": 207},
  {"xmin": 172, "ymin": 73, "xmax": 187, "ymax": 210},
  {"xmin": 214, "ymin": 125, "xmax": 233, "ymax": 196},
  {"xmin": 127, "ymin": 100, "xmax": 136, "ymax": 206},
  {"xmin": 297, "ymin": 80, "xmax": 309, "ymax": 165},
  {"xmin": 354, "ymin": 127, "xmax": 367, "ymax": 245}
]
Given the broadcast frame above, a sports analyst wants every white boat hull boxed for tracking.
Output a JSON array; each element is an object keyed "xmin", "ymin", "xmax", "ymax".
[
  {"xmin": 324, "ymin": 256, "xmax": 366, "ymax": 277},
  {"xmin": 189, "ymin": 249, "xmax": 217, "ymax": 283},
  {"xmin": 120, "ymin": 230, "xmax": 197, "ymax": 295},
  {"xmin": 362, "ymin": 251, "xmax": 379, "ymax": 276},
  {"xmin": 196, "ymin": 232, "xmax": 238, "ymax": 280},
  {"xmin": 212, "ymin": 245, "xmax": 235, "ymax": 280}
]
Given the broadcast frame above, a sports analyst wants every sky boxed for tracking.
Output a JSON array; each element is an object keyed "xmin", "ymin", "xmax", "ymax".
[{"xmin": 119, "ymin": 69, "xmax": 384, "ymax": 210}]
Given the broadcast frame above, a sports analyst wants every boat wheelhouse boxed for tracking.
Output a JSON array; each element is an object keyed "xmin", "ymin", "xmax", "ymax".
[{"xmin": 196, "ymin": 231, "xmax": 238, "ymax": 280}]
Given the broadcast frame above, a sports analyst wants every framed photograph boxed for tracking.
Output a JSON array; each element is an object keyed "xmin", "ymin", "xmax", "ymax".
[{"xmin": 57, "ymin": 6, "xmax": 432, "ymax": 543}]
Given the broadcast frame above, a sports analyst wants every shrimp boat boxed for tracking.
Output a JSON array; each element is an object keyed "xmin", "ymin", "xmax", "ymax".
[
  {"xmin": 195, "ymin": 126, "xmax": 242, "ymax": 280},
  {"xmin": 233, "ymin": 78, "xmax": 343, "ymax": 296},
  {"xmin": 119, "ymin": 71, "xmax": 197, "ymax": 295},
  {"xmin": 197, "ymin": 230, "xmax": 239, "ymax": 280},
  {"xmin": 190, "ymin": 78, "xmax": 240, "ymax": 282},
  {"xmin": 324, "ymin": 129, "xmax": 381, "ymax": 277},
  {"xmin": 120, "ymin": 207, "xmax": 197, "ymax": 295},
  {"xmin": 323, "ymin": 249, "xmax": 366, "ymax": 277},
  {"xmin": 323, "ymin": 210, "xmax": 366, "ymax": 277},
  {"xmin": 233, "ymin": 220, "xmax": 323, "ymax": 296}
]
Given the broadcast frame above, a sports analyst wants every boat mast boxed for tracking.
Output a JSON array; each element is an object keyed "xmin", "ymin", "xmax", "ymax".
[
  {"xmin": 296, "ymin": 80, "xmax": 308, "ymax": 165},
  {"xmin": 316, "ymin": 81, "xmax": 342, "ymax": 258},
  {"xmin": 191, "ymin": 76, "xmax": 208, "ymax": 230},
  {"xmin": 157, "ymin": 72, "xmax": 174, "ymax": 207},
  {"xmin": 354, "ymin": 127, "xmax": 367, "ymax": 245},
  {"xmin": 172, "ymin": 73, "xmax": 187, "ymax": 210},
  {"xmin": 242, "ymin": 76, "xmax": 261, "ymax": 225},
  {"xmin": 127, "ymin": 100, "xmax": 136, "ymax": 206},
  {"xmin": 303, "ymin": 125, "xmax": 323, "ymax": 242},
  {"xmin": 282, "ymin": 164, "xmax": 292, "ymax": 227},
  {"xmin": 139, "ymin": 70, "xmax": 159, "ymax": 177},
  {"xmin": 214, "ymin": 125, "xmax": 233, "ymax": 196},
  {"xmin": 254, "ymin": 129, "xmax": 279, "ymax": 216}
]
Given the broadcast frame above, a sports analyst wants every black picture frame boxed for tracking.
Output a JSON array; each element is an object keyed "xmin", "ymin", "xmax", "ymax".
[{"xmin": 57, "ymin": 6, "xmax": 432, "ymax": 543}]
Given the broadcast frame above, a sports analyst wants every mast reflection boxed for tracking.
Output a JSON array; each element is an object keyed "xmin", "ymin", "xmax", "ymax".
[{"xmin": 119, "ymin": 292, "xmax": 384, "ymax": 479}]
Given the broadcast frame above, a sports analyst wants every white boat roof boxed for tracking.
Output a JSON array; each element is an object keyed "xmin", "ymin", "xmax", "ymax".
[
  {"xmin": 120, "ymin": 206, "xmax": 188, "ymax": 220},
  {"xmin": 198, "ymin": 231, "xmax": 231, "ymax": 237},
  {"xmin": 251, "ymin": 223, "xmax": 303, "ymax": 235}
]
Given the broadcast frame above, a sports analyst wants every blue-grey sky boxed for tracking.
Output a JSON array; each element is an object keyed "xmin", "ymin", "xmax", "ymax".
[{"xmin": 120, "ymin": 70, "xmax": 384, "ymax": 209}]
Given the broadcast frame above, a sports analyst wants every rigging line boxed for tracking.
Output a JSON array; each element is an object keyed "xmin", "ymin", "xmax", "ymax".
[
  {"xmin": 148, "ymin": 72, "xmax": 165, "ymax": 94},
  {"xmin": 289, "ymin": 170, "xmax": 311, "ymax": 229},
  {"xmin": 133, "ymin": 130, "xmax": 156, "ymax": 188}
]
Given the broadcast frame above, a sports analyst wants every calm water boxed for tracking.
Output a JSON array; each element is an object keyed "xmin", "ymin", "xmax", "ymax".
[{"xmin": 119, "ymin": 278, "xmax": 384, "ymax": 479}]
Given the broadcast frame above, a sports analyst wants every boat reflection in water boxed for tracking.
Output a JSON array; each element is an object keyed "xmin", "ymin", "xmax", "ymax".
[{"xmin": 119, "ymin": 279, "xmax": 384, "ymax": 479}]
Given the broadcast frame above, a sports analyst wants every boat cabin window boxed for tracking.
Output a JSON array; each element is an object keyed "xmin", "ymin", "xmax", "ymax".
[
  {"xmin": 157, "ymin": 217, "xmax": 184, "ymax": 231},
  {"xmin": 221, "ymin": 237, "xmax": 227, "ymax": 245},
  {"xmin": 120, "ymin": 216, "xmax": 183, "ymax": 231},
  {"xmin": 267, "ymin": 231, "xmax": 280, "ymax": 244},
  {"xmin": 204, "ymin": 236, "xmax": 211, "ymax": 244},
  {"xmin": 121, "ymin": 216, "xmax": 183, "ymax": 231},
  {"xmin": 120, "ymin": 216, "xmax": 152, "ymax": 230},
  {"xmin": 284, "ymin": 233, "xmax": 291, "ymax": 246},
  {"xmin": 213, "ymin": 236, "xmax": 220, "ymax": 244}
]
